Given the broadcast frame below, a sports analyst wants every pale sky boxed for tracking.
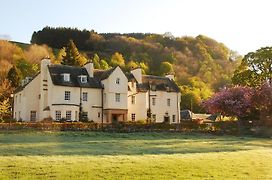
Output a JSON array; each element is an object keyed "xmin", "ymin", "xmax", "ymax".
[{"xmin": 1, "ymin": 0, "xmax": 272, "ymax": 55}]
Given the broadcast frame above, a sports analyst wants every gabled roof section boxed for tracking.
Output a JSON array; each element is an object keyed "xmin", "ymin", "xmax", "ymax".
[
  {"xmin": 14, "ymin": 72, "xmax": 40, "ymax": 94},
  {"xmin": 93, "ymin": 66, "xmax": 117, "ymax": 81},
  {"xmin": 137, "ymin": 75, "xmax": 180, "ymax": 92},
  {"xmin": 125, "ymin": 72, "xmax": 136, "ymax": 81},
  {"xmin": 48, "ymin": 65, "xmax": 102, "ymax": 88}
]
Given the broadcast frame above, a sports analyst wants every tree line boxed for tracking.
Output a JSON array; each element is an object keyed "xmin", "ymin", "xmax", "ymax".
[{"xmin": 31, "ymin": 27, "xmax": 242, "ymax": 112}]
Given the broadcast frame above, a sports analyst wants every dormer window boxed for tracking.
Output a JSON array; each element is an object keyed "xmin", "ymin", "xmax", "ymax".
[
  {"xmin": 63, "ymin": 73, "xmax": 70, "ymax": 82},
  {"xmin": 80, "ymin": 75, "xmax": 88, "ymax": 83},
  {"xmin": 151, "ymin": 84, "xmax": 156, "ymax": 91}
]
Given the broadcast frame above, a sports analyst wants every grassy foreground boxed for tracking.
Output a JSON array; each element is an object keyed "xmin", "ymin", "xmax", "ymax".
[{"xmin": 0, "ymin": 131, "xmax": 271, "ymax": 179}]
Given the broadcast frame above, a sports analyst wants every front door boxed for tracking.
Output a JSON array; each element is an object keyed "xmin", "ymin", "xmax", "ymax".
[
  {"xmin": 112, "ymin": 114, "xmax": 118, "ymax": 124},
  {"xmin": 164, "ymin": 116, "xmax": 170, "ymax": 123}
]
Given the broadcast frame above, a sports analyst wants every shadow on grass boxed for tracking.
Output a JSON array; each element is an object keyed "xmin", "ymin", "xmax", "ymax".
[{"xmin": 0, "ymin": 131, "xmax": 271, "ymax": 156}]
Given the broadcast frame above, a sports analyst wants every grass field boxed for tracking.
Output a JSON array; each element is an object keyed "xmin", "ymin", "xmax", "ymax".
[{"xmin": 0, "ymin": 131, "xmax": 271, "ymax": 179}]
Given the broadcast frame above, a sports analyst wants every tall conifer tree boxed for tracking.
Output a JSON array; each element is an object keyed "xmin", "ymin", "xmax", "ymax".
[{"xmin": 61, "ymin": 40, "xmax": 87, "ymax": 66}]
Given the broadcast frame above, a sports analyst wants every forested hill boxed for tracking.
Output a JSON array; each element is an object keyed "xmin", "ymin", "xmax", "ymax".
[{"xmin": 31, "ymin": 27, "xmax": 241, "ymax": 91}]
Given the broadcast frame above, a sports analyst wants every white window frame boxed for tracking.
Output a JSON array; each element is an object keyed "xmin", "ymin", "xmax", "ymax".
[
  {"xmin": 152, "ymin": 114, "xmax": 156, "ymax": 121},
  {"xmin": 30, "ymin": 111, "xmax": 36, "ymax": 121},
  {"xmin": 152, "ymin": 97, "xmax": 156, "ymax": 106},
  {"xmin": 167, "ymin": 98, "xmax": 171, "ymax": 106},
  {"xmin": 55, "ymin": 111, "xmax": 61, "ymax": 121},
  {"xmin": 172, "ymin": 115, "xmax": 176, "ymax": 123},
  {"xmin": 115, "ymin": 93, "xmax": 121, "ymax": 102},
  {"xmin": 81, "ymin": 76, "xmax": 87, "ymax": 83},
  {"xmin": 65, "ymin": 91, "xmax": 71, "ymax": 100},
  {"xmin": 63, "ymin": 73, "xmax": 70, "ymax": 82},
  {"xmin": 66, "ymin": 110, "xmax": 72, "ymax": 121},
  {"xmin": 75, "ymin": 111, "xmax": 78, "ymax": 121},
  {"xmin": 131, "ymin": 113, "xmax": 136, "ymax": 121},
  {"xmin": 82, "ymin": 92, "xmax": 88, "ymax": 101},
  {"xmin": 116, "ymin": 78, "xmax": 120, "ymax": 84},
  {"xmin": 131, "ymin": 95, "xmax": 135, "ymax": 104}
]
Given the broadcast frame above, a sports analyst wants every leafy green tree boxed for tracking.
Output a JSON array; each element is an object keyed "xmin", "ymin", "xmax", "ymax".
[
  {"xmin": 7, "ymin": 66, "xmax": 22, "ymax": 87},
  {"xmin": 61, "ymin": 40, "xmax": 87, "ymax": 66},
  {"xmin": 0, "ymin": 79, "xmax": 13, "ymax": 121},
  {"xmin": 92, "ymin": 54, "xmax": 101, "ymax": 69},
  {"xmin": 16, "ymin": 59, "xmax": 37, "ymax": 78},
  {"xmin": 180, "ymin": 87, "xmax": 202, "ymax": 112},
  {"xmin": 55, "ymin": 47, "xmax": 66, "ymax": 64},
  {"xmin": 100, "ymin": 59, "xmax": 110, "ymax": 70},
  {"xmin": 111, "ymin": 52, "xmax": 125, "ymax": 68},
  {"xmin": 180, "ymin": 77, "xmax": 213, "ymax": 113},
  {"xmin": 138, "ymin": 62, "xmax": 149, "ymax": 74},
  {"xmin": 232, "ymin": 47, "xmax": 272, "ymax": 86},
  {"xmin": 160, "ymin": 61, "xmax": 173, "ymax": 75},
  {"xmin": 0, "ymin": 99, "xmax": 11, "ymax": 121},
  {"xmin": 126, "ymin": 60, "xmax": 138, "ymax": 71}
]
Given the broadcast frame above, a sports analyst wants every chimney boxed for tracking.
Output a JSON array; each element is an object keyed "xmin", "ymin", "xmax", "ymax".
[
  {"xmin": 84, "ymin": 61, "xmax": 94, "ymax": 78},
  {"xmin": 165, "ymin": 74, "xmax": 174, "ymax": 81},
  {"xmin": 131, "ymin": 68, "xmax": 142, "ymax": 84},
  {"xmin": 41, "ymin": 58, "xmax": 51, "ymax": 80}
]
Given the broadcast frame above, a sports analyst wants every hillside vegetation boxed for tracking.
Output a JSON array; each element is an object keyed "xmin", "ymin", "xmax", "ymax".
[
  {"xmin": 0, "ymin": 27, "xmax": 242, "ymax": 113},
  {"xmin": 32, "ymin": 27, "xmax": 241, "ymax": 89}
]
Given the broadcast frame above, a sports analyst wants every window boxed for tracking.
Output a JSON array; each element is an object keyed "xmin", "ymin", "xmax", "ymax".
[
  {"xmin": 65, "ymin": 91, "xmax": 71, "ymax": 100},
  {"xmin": 80, "ymin": 76, "xmax": 87, "ymax": 83},
  {"xmin": 82, "ymin": 92, "xmax": 88, "ymax": 101},
  {"xmin": 152, "ymin": 114, "xmax": 156, "ymax": 121},
  {"xmin": 172, "ymin": 115, "xmax": 176, "ymax": 123},
  {"xmin": 167, "ymin": 98, "xmax": 171, "ymax": 106},
  {"xmin": 75, "ymin": 111, "xmax": 78, "ymax": 121},
  {"xmin": 151, "ymin": 85, "xmax": 156, "ymax": 91},
  {"xmin": 152, "ymin": 97, "xmax": 156, "ymax": 106},
  {"xmin": 55, "ymin": 111, "xmax": 61, "ymax": 121},
  {"xmin": 131, "ymin": 113, "xmax": 136, "ymax": 121},
  {"xmin": 63, "ymin": 73, "xmax": 70, "ymax": 82},
  {"xmin": 66, "ymin": 111, "xmax": 72, "ymax": 120},
  {"xmin": 116, "ymin": 78, "xmax": 120, "ymax": 84},
  {"xmin": 131, "ymin": 82, "xmax": 135, "ymax": 88},
  {"xmin": 15, "ymin": 112, "xmax": 17, "ymax": 120},
  {"xmin": 98, "ymin": 112, "xmax": 101, "ymax": 118},
  {"xmin": 115, "ymin": 93, "xmax": 120, "ymax": 102},
  {"xmin": 18, "ymin": 111, "xmax": 21, "ymax": 120},
  {"xmin": 131, "ymin": 96, "xmax": 135, "ymax": 104},
  {"xmin": 19, "ymin": 94, "xmax": 21, "ymax": 103},
  {"xmin": 82, "ymin": 112, "xmax": 88, "ymax": 120},
  {"xmin": 30, "ymin": 111, "xmax": 36, "ymax": 121}
]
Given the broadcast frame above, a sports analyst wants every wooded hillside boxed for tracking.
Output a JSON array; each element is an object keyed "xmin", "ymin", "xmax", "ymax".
[
  {"xmin": 0, "ymin": 27, "xmax": 242, "ymax": 113},
  {"xmin": 31, "ymin": 27, "xmax": 241, "ymax": 90}
]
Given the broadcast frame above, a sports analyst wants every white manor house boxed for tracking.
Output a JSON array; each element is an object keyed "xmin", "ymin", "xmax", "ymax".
[{"xmin": 13, "ymin": 58, "xmax": 181, "ymax": 123}]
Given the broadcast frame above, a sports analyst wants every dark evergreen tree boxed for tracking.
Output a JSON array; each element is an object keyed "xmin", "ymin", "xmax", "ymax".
[
  {"xmin": 7, "ymin": 66, "xmax": 22, "ymax": 87},
  {"xmin": 61, "ymin": 40, "xmax": 87, "ymax": 66}
]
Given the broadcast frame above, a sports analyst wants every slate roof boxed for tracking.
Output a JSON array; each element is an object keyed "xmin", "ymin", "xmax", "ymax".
[
  {"xmin": 136, "ymin": 75, "xmax": 180, "ymax": 92},
  {"xmin": 125, "ymin": 73, "xmax": 136, "ymax": 81},
  {"xmin": 93, "ymin": 67, "xmax": 117, "ymax": 81},
  {"xmin": 48, "ymin": 65, "xmax": 102, "ymax": 88}
]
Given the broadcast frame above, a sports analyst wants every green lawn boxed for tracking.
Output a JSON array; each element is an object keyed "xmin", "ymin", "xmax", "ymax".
[{"xmin": 0, "ymin": 131, "xmax": 271, "ymax": 179}]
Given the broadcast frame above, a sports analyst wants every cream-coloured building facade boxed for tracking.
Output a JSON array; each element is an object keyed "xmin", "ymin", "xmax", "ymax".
[{"xmin": 13, "ymin": 58, "xmax": 181, "ymax": 123}]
